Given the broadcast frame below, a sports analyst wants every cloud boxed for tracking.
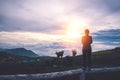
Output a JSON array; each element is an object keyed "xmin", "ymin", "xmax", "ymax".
[
  {"xmin": 93, "ymin": 29, "xmax": 120, "ymax": 46},
  {"xmin": 0, "ymin": 0, "xmax": 120, "ymax": 34},
  {"xmin": 92, "ymin": 42, "xmax": 116, "ymax": 51},
  {"xmin": 0, "ymin": 29, "xmax": 119, "ymax": 56},
  {"xmin": 102, "ymin": 0, "xmax": 120, "ymax": 12},
  {"xmin": 0, "ymin": 0, "xmax": 120, "ymax": 56},
  {"xmin": 26, "ymin": 42, "xmax": 69, "ymax": 56},
  {"xmin": 0, "ymin": 42, "xmax": 75, "ymax": 56},
  {"xmin": 0, "ymin": 42, "xmax": 24, "ymax": 49},
  {"xmin": 0, "ymin": 31, "xmax": 64, "ymax": 44},
  {"xmin": 0, "ymin": 0, "xmax": 64, "ymax": 33}
]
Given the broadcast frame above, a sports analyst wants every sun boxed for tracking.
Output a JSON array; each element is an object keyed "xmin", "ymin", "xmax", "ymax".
[
  {"xmin": 65, "ymin": 16, "xmax": 86, "ymax": 40},
  {"xmin": 59, "ymin": 16, "xmax": 88, "ymax": 49}
]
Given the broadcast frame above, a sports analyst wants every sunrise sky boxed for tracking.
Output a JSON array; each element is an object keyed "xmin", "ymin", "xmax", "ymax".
[{"xmin": 0, "ymin": 0, "xmax": 120, "ymax": 56}]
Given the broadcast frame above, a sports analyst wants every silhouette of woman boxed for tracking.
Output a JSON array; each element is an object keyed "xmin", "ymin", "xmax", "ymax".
[{"xmin": 82, "ymin": 29, "xmax": 92, "ymax": 70}]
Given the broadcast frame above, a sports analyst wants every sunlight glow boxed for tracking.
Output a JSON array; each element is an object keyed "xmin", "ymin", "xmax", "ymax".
[
  {"xmin": 63, "ymin": 16, "xmax": 86, "ymax": 41},
  {"xmin": 56, "ymin": 16, "xmax": 88, "ymax": 49}
]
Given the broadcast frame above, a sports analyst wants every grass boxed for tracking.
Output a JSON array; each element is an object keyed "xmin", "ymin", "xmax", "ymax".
[
  {"xmin": 0, "ymin": 48, "xmax": 120, "ymax": 75},
  {"xmin": 92, "ymin": 49, "xmax": 113, "ymax": 55}
]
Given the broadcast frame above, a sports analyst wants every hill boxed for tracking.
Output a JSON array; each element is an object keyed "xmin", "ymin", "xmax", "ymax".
[
  {"xmin": 0, "ymin": 47, "xmax": 120, "ymax": 75},
  {"xmin": 0, "ymin": 52, "xmax": 30, "ymax": 64},
  {"xmin": 0, "ymin": 48, "xmax": 39, "ymax": 57}
]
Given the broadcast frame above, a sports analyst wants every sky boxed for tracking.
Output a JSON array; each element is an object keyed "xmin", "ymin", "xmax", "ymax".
[{"xmin": 0, "ymin": 0, "xmax": 120, "ymax": 56}]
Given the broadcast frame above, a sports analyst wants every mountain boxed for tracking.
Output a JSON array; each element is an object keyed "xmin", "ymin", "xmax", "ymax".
[
  {"xmin": 0, "ymin": 52, "xmax": 30, "ymax": 63},
  {"xmin": 0, "ymin": 48, "xmax": 39, "ymax": 57}
]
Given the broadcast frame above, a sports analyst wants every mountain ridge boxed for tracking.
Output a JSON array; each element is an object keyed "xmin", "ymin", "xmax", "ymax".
[{"xmin": 0, "ymin": 48, "xmax": 39, "ymax": 57}]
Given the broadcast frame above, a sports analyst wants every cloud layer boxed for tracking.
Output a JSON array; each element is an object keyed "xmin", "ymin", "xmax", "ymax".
[
  {"xmin": 0, "ymin": 0, "xmax": 120, "ymax": 56},
  {"xmin": 0, "ymin": 0, "xmax": 120, "ymax": 33}
]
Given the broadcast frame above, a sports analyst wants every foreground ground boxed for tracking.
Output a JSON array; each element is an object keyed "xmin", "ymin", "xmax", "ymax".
[{"xmin": 0, "ymin": 47, "xmax": 120, "ymax": 75}]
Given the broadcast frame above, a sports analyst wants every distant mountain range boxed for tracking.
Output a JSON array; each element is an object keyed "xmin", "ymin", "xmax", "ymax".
[{"xmin": 0, "ymin": 48, "xmax": 39, "ymax": 57}]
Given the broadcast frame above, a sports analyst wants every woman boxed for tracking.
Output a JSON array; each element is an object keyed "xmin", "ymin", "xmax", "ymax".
[{"xmin": 82, "ymin": 29, "xmax": 92, "ymax": 71}]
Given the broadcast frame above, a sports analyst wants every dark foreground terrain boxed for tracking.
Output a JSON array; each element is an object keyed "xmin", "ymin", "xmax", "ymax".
[
  {"xmin": 0, "ymin": 47, "xmax": 120, "ymax": 80},
  {"xmin": 0, "ymin": 47, "xmax": 120, "ymax": 75}
]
